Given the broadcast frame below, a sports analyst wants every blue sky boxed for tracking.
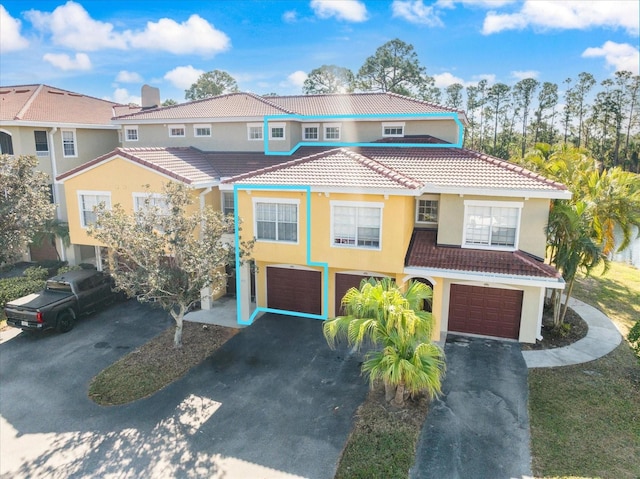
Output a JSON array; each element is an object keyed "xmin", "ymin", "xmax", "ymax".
[{"xmin": 1, "ymin": 1, "xmax": 638, "ymax": 105}]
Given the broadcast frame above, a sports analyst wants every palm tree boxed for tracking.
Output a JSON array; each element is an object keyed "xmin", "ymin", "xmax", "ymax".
[
  {"xmin": 31, "ymin": 219, "xmax": 70, "ymax": 260},
  {"xmin": 323, "ymin": 278, "xmax": 445, "ymax": 407}
]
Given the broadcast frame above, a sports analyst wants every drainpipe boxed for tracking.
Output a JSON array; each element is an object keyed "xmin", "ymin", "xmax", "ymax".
[
  {"xmin": 48, "ymin": 127, "xmax": 67, "ymax": 262},
  {"xmin": 198, "ymin": 187, "xmax": 213, "ymax": 309}
]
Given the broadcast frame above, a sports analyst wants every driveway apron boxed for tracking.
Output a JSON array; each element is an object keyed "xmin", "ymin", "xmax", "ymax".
[
  {"xmin": 410, "ymin": 335, "xmax": 532, "ymax": 479},
  {"xmin": 1, "ymin": 311, "xmax": 367, "ymax": 479}
]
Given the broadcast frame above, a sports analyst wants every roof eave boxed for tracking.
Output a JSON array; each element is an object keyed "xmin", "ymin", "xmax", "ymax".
[
  {"xmin": 403, "ymin": 266, "xmax": 566, "ymax": 289},
  {"xmin": 0, "ymin": 120, "xmax": 120, "ymax": 129},
  {"xmin": 420, "ymin": 186, "xmax": 572, "ymax": 200}
]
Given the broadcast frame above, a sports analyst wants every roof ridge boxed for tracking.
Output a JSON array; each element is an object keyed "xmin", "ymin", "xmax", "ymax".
[
  {"xmin": 244, "ymin": 92, "xmax": 296, "ymax": 114},
  {"xmin": 463, "ymin": 148, "xmax": 568, "ymax": 191},
  {"xmin": 14, "ymin": 84, "xmax": 43, "ymax": 120},
  {"xmin": 384, "ymin": 91, "xmax": 463, "ymax": 114},
  {"xmin": 344, "ymin": 149, "xmax": 422, "ymax": 189}
]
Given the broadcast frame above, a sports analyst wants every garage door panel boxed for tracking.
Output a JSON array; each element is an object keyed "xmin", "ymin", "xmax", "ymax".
[
  {"xmin": 267, "ymin": 267, "xmax": 322, "ymax": 315},
  {"xmin": 449, "ymin": 285, "xmax": 522, "ymax": 340}
]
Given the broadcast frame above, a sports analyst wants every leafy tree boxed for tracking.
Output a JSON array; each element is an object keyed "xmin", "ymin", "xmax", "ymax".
[
  {"xmin": 513, "ymin": 78, "xmax": 539, "ymax": 157},
  {"xmin": 323, "ymin": 278, "xmax": 445, "ymax": 407},
  {"xmin": 162, "ymin": 99, "xmax": 178, "ymax": 107},
  {"xmin": 185, "ymin": 70, "xmax": 239, "ymax": 101},
  {"xmin": 303, "ymin": 65, "xmax": 354, "ymax": 94},
  {"xmin": 0, "ymin": 154, "xmax": 56, "ymax": 264},
  {"xmin": 485, "ymin": 83, "xmax": 511, "ymax": 154},
  {"xmin": 355, "ymin": 39, "xmax": 428, "ymax": 96},
  {"xmin": 444, "ymin": 83, "xmax": 464, "ymax": 110},
  {"xmin": 89, "ymin": 182, "xmax": 242, "ymax": 348},
  {"xmin": 566, "ymin": 72, "xmax": 596, "ymax": 147},
  {"xmin": 532, "ymin": 82, "xmax": 559, "ymax": 145},
  {"xmin": 31, "ymin": 219, "xmax": 70, "ymax": 261}
]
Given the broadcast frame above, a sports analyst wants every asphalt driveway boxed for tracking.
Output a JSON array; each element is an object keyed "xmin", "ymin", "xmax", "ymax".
[
  {"xmin": 1, "ymin": 308, "xmax": 367, "ymax": 479},
  {"xmin": 410, "ymin": 335, "xmax": 532, "ymax": 479}
]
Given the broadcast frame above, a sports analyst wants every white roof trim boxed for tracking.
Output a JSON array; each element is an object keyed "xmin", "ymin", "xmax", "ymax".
[
  {"xmin": 403, "ymin": 266, "xmax": 565, "ymax": 289},
  {"xmin": 0, "ymin": 120, "xmax": 119, "ymax": 130}
]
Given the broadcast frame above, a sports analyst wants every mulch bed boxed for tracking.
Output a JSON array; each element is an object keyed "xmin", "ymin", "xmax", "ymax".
[{"xmin": 521, "ymin": 305, "xmax": 588, "ymax": 351}]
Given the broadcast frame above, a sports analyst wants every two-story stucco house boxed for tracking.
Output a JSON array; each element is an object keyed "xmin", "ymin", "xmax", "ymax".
[
  {"xmin": 58, "ymin": 91, "xmax": 569, "ymax": 343},
  {"xmin": 0, "ymin": 84, "xmax": 127, "ymax": 263}
]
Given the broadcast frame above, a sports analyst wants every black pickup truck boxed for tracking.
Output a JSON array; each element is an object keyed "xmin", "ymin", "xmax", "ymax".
[{"xmin": 4, "ymin": 269, "xmax": 121, "ymax": 333}]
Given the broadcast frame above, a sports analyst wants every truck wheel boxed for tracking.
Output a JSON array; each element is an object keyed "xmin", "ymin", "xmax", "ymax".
[{"xmin": 56, "ymin": 312, "xmax": 74, "ymax": 333}]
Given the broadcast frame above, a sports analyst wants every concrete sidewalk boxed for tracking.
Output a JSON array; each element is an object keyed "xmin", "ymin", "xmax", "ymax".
[{"xmin": 522, "ymin": 297, "xmax": 622, "ymax": 368}]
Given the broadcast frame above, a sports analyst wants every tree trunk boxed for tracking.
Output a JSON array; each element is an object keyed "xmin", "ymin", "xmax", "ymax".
[
  {"xmin": 392, "ymin": 382, "xmax": 406, "ymax": 407},
  {"xmin": 559, "ymin": 276, "xmax": 576, "ymax": 325},
  {"xmin": 552, "ymin": 288, "xmax": 562, "ymax": 328},
  {"xmin": 170, "ymin": 303, "xmax": 187, "ymax": 348},
  {"xmin": 384, "ymin": 381, "xmax": 395, "ymax": 402}
]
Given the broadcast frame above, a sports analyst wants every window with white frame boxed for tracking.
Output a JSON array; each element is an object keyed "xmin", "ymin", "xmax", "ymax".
[
  {"xmin": 463, "ymin": 201, "xmax": 522, "ymax": 249},
  {"xmin": 303, "ymin": 124, "xmax": 319, "ymax": 140},
  {"xmin": 79, "ymin": 192, "xmax": 111, "ymax": 228},
  {"xmin": 168, "ymin": 125, "xmax": 185, "ymax": 137},
  {"xmin": 269, "ymin": 123, "xmax": 285, "ymax": 140},
  {"xmin": 34, "ymin": 131, "xmax": 49, "ymax": 156},
  {"xmin": 62, "ymin": 129, "xmax": 77, "ymax": 157},
  {"xmin": 125, "ymin": 126, "xmax": 138, "ymax": 141},
  {"xmin": 324, "ymin": 123, "xmax": 341, "ymax": 140},
  {"xmin": 222, "ymin": 192, "xmax": 234, "ymax": 216},
  {"xmin": 254, "ymin": 200, "xmax": 298, "ymax": 242},
  {"xmin": 416, "ymin": 197, "xmax": 439, "ymax": 224},
  {"xmin": 332, "ymin": 201, "xmax": 382, "ymax": 249},
  {"xmin": 382, "ymin": 122, "xmax": 405, "ymax": 137},
  {"xmin": 247, "ymin": 123, "xmax": 263, "ymax": 140},
  {"xmin": 194, "ymin": 124, "xmax": 211, "ymax": 137},
  {"xmin": 133, "ymin": 193, "xmax": 169, "ymax": 215}
]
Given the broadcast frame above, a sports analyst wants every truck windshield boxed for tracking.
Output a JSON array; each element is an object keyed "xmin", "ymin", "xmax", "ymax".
[{"xmin": 46, "ymin": 282, "xmax": 73, "ymax": 293}]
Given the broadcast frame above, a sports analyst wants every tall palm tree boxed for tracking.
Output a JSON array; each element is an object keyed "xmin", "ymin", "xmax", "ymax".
[{"xmin": 323, "ymin": 278, "xmax": 445, "ymax": 407}]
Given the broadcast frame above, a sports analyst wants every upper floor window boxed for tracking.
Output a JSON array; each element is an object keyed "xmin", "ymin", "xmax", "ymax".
[
  {"xmin": 463, "ymin": 201, "xmax": 522, "ymax": 250},
  {"xmin": 254, "ymin": 199, "xmax": 298, "ymax": 243},
  {"xmin": 304, "ymin": 125, "xmax": 319, "ymax": 141},
  {"xmin": 416, "ymin": 197, "xmax": 439, "ymax": 224},
  {"xmin": 194, "ymin": 124, "xmax": 211, "ymax": 137},
  {"xmin": 324, "ymin": 123, "xmax": 341, "ymax": 140},
  {"xmin": 168, "ymin": 125, "xmax": 185, "ymax": 137},
  {"xmin": 270, "ymin": 123, "xmax": 286, "ymax": 140},
  {"xmin": 332, "ymin": 201, "xmax": 383, "ymax": 249},
  {"xmin": 79, "ymin": 191, "xmax": 111, "ymax": 228},
  {"xmin": 222, "ymin": 192, "xmax": 235, "ymax": 216},
  {"xmin": 133, "ymin": 193, "xmax": 168, "ymax": 214},
  {"xmin": 247, "ymin": 123, "xmax": 263, "ymax": 141},
  {"xmin": 34, "ymin": 131, "xmax": 49, "ymax": 156},
  {"xmin": 125, "ymin": 126, "xmax": 138, "ymax": 141},
  {"xmin": 62, "ymin": 129, "xmax": 77, "ymax": 157},
  {"xmin": 382, "ymin": 122, "xmax": 405, "ymax": 137}
]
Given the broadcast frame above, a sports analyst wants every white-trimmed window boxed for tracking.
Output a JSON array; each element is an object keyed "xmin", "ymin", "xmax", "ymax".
[
  {"xmin": 78, "ymin": 191, "xmax": 111, "ymax": 228},
  {"xmin": 222, "ymin": 192, "xmax": 235, "ymax": 216},
  {"xmin": 463, "ymin": 200, "xmax": 523, "ymax": 250},
  {"xmin": 133, "ymin": 193, "xmax": 168, "ymax": 215},
  {"xmin": 331, "ymin": 201, "xmax": 383, "ymax": 249},
  {"xmin": 168, "ymin": 124, "xmax": 185, "ymax": 137},
  {"xmin": 247, "ymin": 123, "xmax": 263, "ymax": 140},
  {"xmin": 194, "ymin": 124, "xmax": 211, "ymax": 137},
  {"xmin": 270, "ymin": 122, "xmax": 286, "ymax": 140},
  {"xmin": 382, "ymin": 122, "xmax": 405, "ymax": 137},
  {"xmin": 303, "ymin": 124, "xmax": 319, "ymax": 141},
  {"xmin": 254, "ymin": 199, "xmax": 298, "ymax": 243},
  {"xmin": 416, "ymin": 196, "xmax": 439, "ymax": 224},
  {"xmin": 324, "ymin": 123, "xmax": 341, "ymax": 140},
  {"xmin": 34, "ymin": 130, "xmax": 49, "ymax": 156},
  {"xmin": 125, "ymin": 126, "xmax": 138, "ymax": 141},
  {"xmin": 61, "ymin": 129, "xmax": 77, "ymax": 157}
]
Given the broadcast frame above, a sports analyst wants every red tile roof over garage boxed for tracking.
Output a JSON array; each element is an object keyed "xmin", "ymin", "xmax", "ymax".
[{"xmin": 406, "ymin": 230, "xmax": 560, "ymax": 279}]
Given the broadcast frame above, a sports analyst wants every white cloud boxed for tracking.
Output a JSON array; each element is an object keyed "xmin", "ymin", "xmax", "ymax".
[
  {"xmin": 471, "ymin": 73, "xmax": 496, "ymax": 85},
  {"xmin": 511, "ymin": 70, "xmax": 540, "ymax": 81},
  {"xmin": 26, "ymin": 1, "xmax": 127, "ymax": 50},
  {"xmin": 0, "ymin": 5, "xmax": 29, "ymax": 52},
  {"xmin": 433, "ymin": 72, "xmax": 467, "ymax": 88},
  {"xmin": 437, "ymin": 0, "xmax": 515, "ymax": 8},
  {"xmin": 43, "ymin": 52, "xmax": 91, "ymax": 71},
  {"xmin": 583, "ymin": 41, "xmax": 640, "ymax": 75},
  {"xmin": 310, "ymin": 0, "xmax": 368, "ymax": 22},
  {"xmin": 391, "ymin": 1, "xmax": 444, "ymax": 27},
  {"xmin": 128, "ymin": 14, "xmax": 230, "ymax": 55},
  {"xmin": 482, "ymin": 0, "xmax": 639, "ymax": 35},
  {"xmin": 285, "ymin": 70, "xmax": 308, "ymax": 88},
  {"xmin": 110, "ymin": 88, "xmax": 141, "ymax": 105},
  {"xmin": 116, "ymin": 70, "xmax": 143, "ymax": 83},
  {"xmin": 283, "ymin": 10, "xmax": 298, "ymax": 23},
  {"xmin": 163, "ymin": 65, "xmax": 205, "ymax": 90}
]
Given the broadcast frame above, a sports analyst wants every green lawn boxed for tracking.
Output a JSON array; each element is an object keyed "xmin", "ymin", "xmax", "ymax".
[{"xmin": 529, "ymin": 262, "xmax": 640, "ymax": 479}]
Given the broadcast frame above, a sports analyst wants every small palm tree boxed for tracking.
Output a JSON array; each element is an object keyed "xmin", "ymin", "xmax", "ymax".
[{"xmin": 323, "ymin": 278, "xmax": 445, "ymax": 407}]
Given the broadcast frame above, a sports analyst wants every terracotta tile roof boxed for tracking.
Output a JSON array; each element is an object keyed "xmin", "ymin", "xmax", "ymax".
[
  {"xmin": 57, "ymin": 147, "xmax": 219, "ymax": 185},
  {"xmin": 268, "ymin": 92, "xmax": 462, "ymax": 115},
  {"xmin": 406, "ymin": 230, "xmax": 560, "ymax": 279},
  {"xmin": 114, "ymin": 92, "xmax": 293, "ymax": 120},
  {"xmin": 0, "ymin": 84, "xmax": 120, "ymax": 124},
  {"xmin": 225, "ymin": 148, "xmax": 423, "ymax": 190}
]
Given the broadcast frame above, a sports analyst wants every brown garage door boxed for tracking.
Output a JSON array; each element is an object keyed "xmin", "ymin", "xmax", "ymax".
[
  {"xmin": 267, "ymin": 267, "xmax": 322, "ymax": 315},
  {"xmin": 334, "ymin": 274, "xmax": 384, "ymax": 316},
  {"xmin": 449, "ymin": 284, "xmax": 523, "ymax": 339}
]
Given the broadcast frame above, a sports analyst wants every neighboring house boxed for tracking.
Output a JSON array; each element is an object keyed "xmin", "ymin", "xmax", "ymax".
[
  {"xmin": 59, "ymin": 90, "xmax": 570, "ymax": 343},
  {"xmin": 0, "ymin": 84, "xmax": 128, "ymax": 263}
]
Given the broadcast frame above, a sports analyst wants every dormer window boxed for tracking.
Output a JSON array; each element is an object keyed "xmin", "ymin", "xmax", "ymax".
[
  {"xmin": 416, "ymin": 196, "xmax": 439, "ymax": 225},
  {"xmin": 247, "ymin": 123, "xmax": 263, "ymax": 140},
  {"xmin": 270, "ymin": 123, "xmax": 286, "ymax": 140},
  {"xmin": 382, "ymin": 122, "xmax": 405, "ymax": 137}
]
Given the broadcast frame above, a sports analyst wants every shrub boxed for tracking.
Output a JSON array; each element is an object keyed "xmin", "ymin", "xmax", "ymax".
[
  {"xmin": 23, "ymin": 266, "xmax": 49, "ymax": 281},
  {"xmin": 0, "ymin": 277, "xmax": 46, "ymax": 311},
  {"xmin": 628, "ymin": 320, "xmax": 640, "ymax": 362},
  {"xmin": 56, "ymin": 265, "xmax": 82, "ymax": 275}
]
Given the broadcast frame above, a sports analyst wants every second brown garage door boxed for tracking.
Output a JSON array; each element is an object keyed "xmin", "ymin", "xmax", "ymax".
[
  {"xmin": 267, "ymin": 267, "xmax": 322, "ymax": 315},
  {"xmin": 449, "ymin": 284, "xmax": 523, "ymax": 339}
]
